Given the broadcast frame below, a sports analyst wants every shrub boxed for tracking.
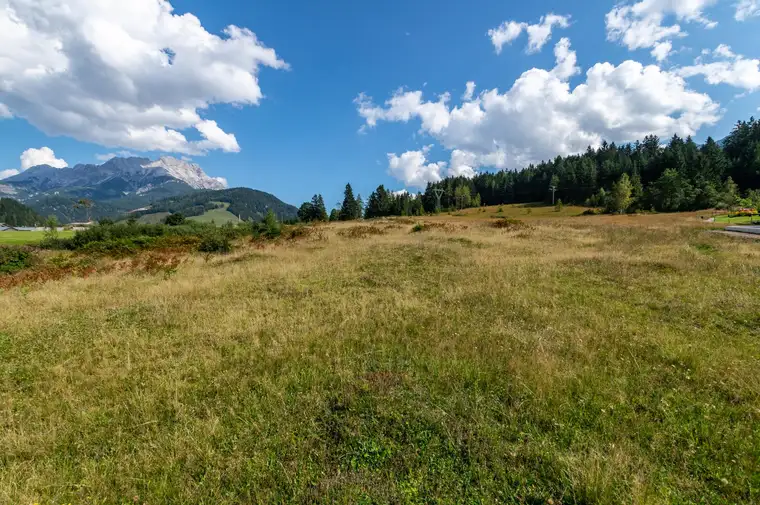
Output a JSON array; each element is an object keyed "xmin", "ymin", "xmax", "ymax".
[
  {"xmin": 198, "ymin": 232, "xmax": 232, "ymax": 254},
  {"xmin": 164, "ymin": 213, "xmax": 186, "ymax": 226},
  {"xmin": 284, "ymin": 225, "xmax": 325, "ymax": 242},
  {"xmin": 411, "ymin": 223, "xmax": 424, "ymax": 233},
  {"xmin": 489, "ymin": 218, "xmax": 531, "ymax": 231},
  {"xmin": 339, "ymin": 226, "xmax": 386, "ymax": 239},
  {"xmin": 0, "ymin": 246, "xmax": 36, "ymax": 274},
  {"xmin": 728, "ymin": 208, "xmax": 757, "ymax": 218}
]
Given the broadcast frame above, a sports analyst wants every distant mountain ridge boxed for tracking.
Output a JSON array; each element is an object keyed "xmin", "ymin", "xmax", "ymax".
[
  {"xmin": 0, "ymin": 156, "xmax": 226, "ymax": 199},
  {"xmin": 0, "ymin": 156, "xmax": 237, "ymax": 223}
]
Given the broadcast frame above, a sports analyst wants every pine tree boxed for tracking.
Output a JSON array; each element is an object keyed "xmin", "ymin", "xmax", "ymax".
[
  {"xmin": 339, "ymin": 184, "xmax": 359, "ymax": 221},
  {"xmin": 314, "ymin": 194, "xmax": 328, "ymax": 221},
  {"xmin": 355, "ymin": 194, "xmax": 364, "ymax": 219}
]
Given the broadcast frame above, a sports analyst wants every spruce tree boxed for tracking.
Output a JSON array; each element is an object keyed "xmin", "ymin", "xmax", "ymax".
[
  {"xmin": 339, "ymin": 184, "xmax": 359, "ymax": 221},
  {"xmin": 315, "ymin": 195, "xmax": 328, "ymax": 221}
]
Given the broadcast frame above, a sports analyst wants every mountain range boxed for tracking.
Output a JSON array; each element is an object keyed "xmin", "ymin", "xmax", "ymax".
[{"xmin": 0, "ymin": 156, "xmax": 296, "ymax": 223}]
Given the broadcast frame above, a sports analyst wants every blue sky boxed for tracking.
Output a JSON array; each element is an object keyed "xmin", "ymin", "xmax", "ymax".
[{"xmin": 1, "ymin": 0, "xmax": 759, "ymax": 207}]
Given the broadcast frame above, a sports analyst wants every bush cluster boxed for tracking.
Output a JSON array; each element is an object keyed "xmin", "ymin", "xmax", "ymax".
[
  {"xmin": 41, "ymin": 221, "xmax": 249, "ymax": 256},
  {"xmin": 0, "ymin": 246, "xmax": 35, "ymax": 274}
]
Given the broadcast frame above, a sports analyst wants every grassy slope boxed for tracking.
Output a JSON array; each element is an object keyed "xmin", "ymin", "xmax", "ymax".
[
  {"xmin": 188, "ymin": 203, "xmax": 240, "ymax": 225},
  {"xmin": 1, "ymin": 211, "xmax": 759, "ymax": 503},
  {"xmin": 0, "ymin": 230, "xmax": 75, "ymax": 245},
  {"xmin": 137, "ymin": 204, "xmax": 240, "ymax": 226},
  {"xmin": 136, "ymin": 212, "xmax": 171, "ymax": 224}
]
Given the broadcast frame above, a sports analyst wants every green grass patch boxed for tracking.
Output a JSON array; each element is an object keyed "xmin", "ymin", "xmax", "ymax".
[
  {"xmin": 0, "ymin": 230, "xmax": 74, "ymax": 245},
  {"xmin": 714, "ymin": 214, "xmax": 760, "ymax": 225}
]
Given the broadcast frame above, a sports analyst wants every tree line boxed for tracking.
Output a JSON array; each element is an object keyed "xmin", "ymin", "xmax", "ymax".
[
  {"xmin": 299, "ymin": 116, "xmax": 760, "ymax": 220},
  {"xmin": 0, "ymin": 198, "xmax": 43, "ymax": 227}
]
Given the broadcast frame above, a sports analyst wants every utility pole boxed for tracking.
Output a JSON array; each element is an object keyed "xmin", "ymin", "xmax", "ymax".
[
  {"xmin": 433, "ymin": 189, "xmax": 444, "ymax": 213},
  {"xmin": 550, "ymin": 186, "xmax": 557, "ymax": 205}
]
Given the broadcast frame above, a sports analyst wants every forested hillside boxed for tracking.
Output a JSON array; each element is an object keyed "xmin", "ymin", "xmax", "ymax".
[
  {"xmin": 0, "ymin": 198, "xmax": 43, "ymax": 226},
  {"xmin": 132, "ymin": 188, "xmax": 299, "ymax": 222},
  {"xmin": 404, "ymin": 116, "xmax": 760, "ymax": 215}
]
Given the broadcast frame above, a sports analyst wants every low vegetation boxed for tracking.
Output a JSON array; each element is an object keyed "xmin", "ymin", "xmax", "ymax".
[
  {"xmin": 0, "ymin": 245, "xmax": 35, "ymax": 274},
  {"xmin": 489, "ymin": 217, "xmax": 533, "ymax": 231},
  {"xmin": 2, "ymin": 210, "xmax": 758, "ymax": 503},
  {"xmin": 338, "ymin": 224, "xmax": 386, "ymax": 239}
]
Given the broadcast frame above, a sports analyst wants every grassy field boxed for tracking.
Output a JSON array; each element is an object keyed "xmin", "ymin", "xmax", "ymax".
[
  {"xmin": 1, "ymin": 211, "xmax": 759, "ymax": 503},
  {"xmin": 433, "ymin": 202, "xmax": 590, "ymax": 221},
  {"xmin": 0, "ymin": 230, "xmax": 74, "ymax": 245}
]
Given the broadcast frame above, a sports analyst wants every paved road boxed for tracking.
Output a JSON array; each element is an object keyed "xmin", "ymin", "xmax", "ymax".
[{"xmin": 726, "ymin": 225, "xmax": 760, "ymax": 235}]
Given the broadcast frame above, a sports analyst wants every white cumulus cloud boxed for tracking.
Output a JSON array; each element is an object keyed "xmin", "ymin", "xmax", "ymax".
[
  {"xmin": 488, "ymin": 13, "xmax": 570, "ymax": 54},
  {"xmin": 462, "ymin": 81, "xmax": 476, "ymax": 101},
  {"xmin": 606, "ymin": 0, "xmax": 718, "ymax": 58},
  {"xmin": 1, "ymin": 146, "xmax": 67, "ymax": 180},
  {"xmin": 679, "ymin": 46, "xmax": 760, "ymax": 91},
  {"xmin": 20, "ymin": 147, "xmax": 68, "ymax": 169},
  {"xmin": 387, "ymin": 146, "xmax": 447, "ymax": 189},
  {"xmin": 0, "ymin": 103, "xmax": 11, "ymax": 118},
  {"xmin": 735, "ymin": 0, "xmax": 760, "ymax": 20},
  {"xmin": 651, "ymin": 41, "xmax": 673, "ymax": 62},
  {"xmin": 358, "ymin": 39, "xmax": 720, "ymax": 182},
  {"xmin": 713, "ymin": 44, "xmax": 738, "ymax": 59},
  {"xmin": 0, "ymin": 0, "xmax": 287, "ymax": 155},
  {"xmin": 0, "ymin": 169, "xmax": 20, "ymax": 180},
  {"xmin": 551, "ymin": 38, "xmax": 580, "ymax": 80}
]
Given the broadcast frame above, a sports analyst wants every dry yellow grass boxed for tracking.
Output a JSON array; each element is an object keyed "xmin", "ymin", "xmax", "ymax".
[{"xmin": 1, "ymin": 212, "xmax": 758, "ymax": 503}]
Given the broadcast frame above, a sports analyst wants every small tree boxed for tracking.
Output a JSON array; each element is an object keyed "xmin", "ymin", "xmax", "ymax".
[
  {"xmin": 454, "ymin": 185, "xmax": 472, "ymax": 209},
  {"xmin": 555, "ymin": 198, "xmax": 563, "ymax": 212},
  {"xmin": 608, "ymin": 173, "xmax": 633, "ymax": 214},
  {"xmin": 74, "ymin": 198, "xmax": 94, "ymax": 222},
  {"xmin": 264, "ymin": 209, "xmax": 281, "ymax": 238},
  {"xmin": 630, "ymin": 171, "xmax": 644, "ymax": 210},
  {"xmin": 44, "ymin": 215, "xmax": 59, "ymax": 241},
  {"xmin": 355, "ymin": 193, "xmax": 364, "ymax": 219},
  {"xmin": 722, "ymin": 177, "xmax": 739, "ymax": 212}
]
